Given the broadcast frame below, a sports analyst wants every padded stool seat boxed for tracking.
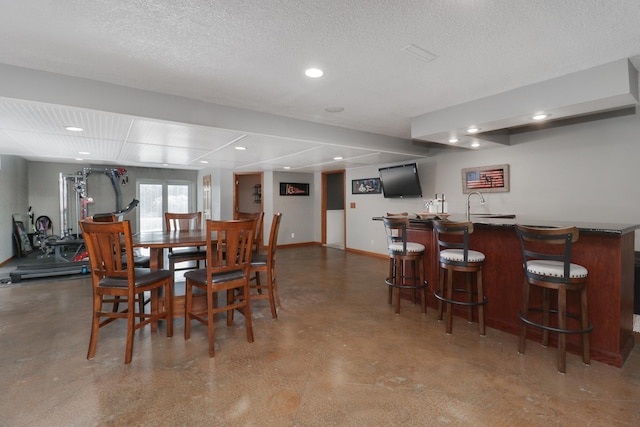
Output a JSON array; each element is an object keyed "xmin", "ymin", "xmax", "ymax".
[
  {"xmin": 432, "ymin": 220, "xmax": 487, "ymax": 335},
  {"xmin": 382, "ymin": 216, "xmax": 428, "ymax": 314},
  {"xmin": 516, "ymin": 224, "xmax": 592, "ymax": 374}
]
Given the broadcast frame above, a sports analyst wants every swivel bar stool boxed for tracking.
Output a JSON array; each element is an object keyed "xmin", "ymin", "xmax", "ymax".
[
  {"xmin": 432, "ymin": 220, "xmax": 487, "ymax": 335},
  {"xmin": 382, "ymin": 216, "xmax": 428, "ymax": 314},
  {"xmin": 515, "ymin": 224, "xmax": 592, "ymax": 373}
]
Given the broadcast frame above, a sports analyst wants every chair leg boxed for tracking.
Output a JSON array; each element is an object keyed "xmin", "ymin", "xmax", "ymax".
[
  {"xmin": 184, "ymin": 279, "xmax": 192, "ymax": 340},
  {"xmin": 165, "ymin": 280, "xmax": 173, "ymax": 337},
  {"xmin": 466, "ymin": 273, "xmax": 473, "ymax": 322},
  {"xmin": 266, "ymin": 267, "xmax": 277, "ymax": 319},
  {"xmin": 581, "ymin": 287, "xmax": 590, "ymax": 365},
  {"xmin": 419, "ymin": 259, "xmax": 426, "ymax": 314},
  {"xmin": 124, "ymin": 293, "xmax": 136, "ymax": 364},
  {"xmin": 541, "ymin": 288, "xmax": 551, "ymax": 347},
  {"xmin": 445, "ymin": 268, "xmax": 454, "ymax": 334},
  {"xmin": 244, "ymin": 284, "xmax": 254, "ymax": 343},
  {"xmin": 387, "ymin": 258, "xmax": 394, "ymax": 305},
  {"xmin": 208, "ymin": 288, "xmax": 216, "ymax": 358},
  {"xmin": 557, "ymin": 287, "xmax": 567, "ymax": 373},
  {"xmin": 477, "ymin": 270, "xmax": 485, "ymax": 336},
  {"xmin": 272, "ymin": 267, "xmax": 282, "ymax": 308},
  {"xmin": 87, "ymin": 294, "xmax": 102, "ymax": 360},
  {"xmin": 437, "ymin": 267, "xmax": 445, "ymax": 321},
  {"xmin": 518, "ymin": 279, "xmax": 530, "ymax": 355},
  {"xmin": 149, "ymin": 288, "xmax": 159, "ymax": 333}
]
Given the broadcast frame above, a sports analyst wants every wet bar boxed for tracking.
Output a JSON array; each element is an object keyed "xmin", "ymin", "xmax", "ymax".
[{"xmin": 403, "ymin": 215, "xmax": 639, "ymax": 368}]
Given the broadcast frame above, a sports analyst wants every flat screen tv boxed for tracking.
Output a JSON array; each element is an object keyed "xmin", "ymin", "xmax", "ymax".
[{"xmin": 378, "ymin": 163, "xmax": 423, "ymax": 198}]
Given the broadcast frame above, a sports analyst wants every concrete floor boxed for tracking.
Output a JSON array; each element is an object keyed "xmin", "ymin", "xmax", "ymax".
[{"xmin": 1, "ymin": 246, "xmax": 639, "ymax": 426}]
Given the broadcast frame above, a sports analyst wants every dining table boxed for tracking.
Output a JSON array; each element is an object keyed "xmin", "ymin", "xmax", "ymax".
[
  {"xmin": 131, "ymin": 229, "xmax": 210, "ymax": 318},
  {"xmin": 132, "ymin": 229, "xmax": 209, "ymax": 269}
]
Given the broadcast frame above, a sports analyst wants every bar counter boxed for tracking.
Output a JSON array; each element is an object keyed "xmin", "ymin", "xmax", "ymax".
[{"xmin": 378, "ymin": 214, "xmax": 639, "ymax": 368}]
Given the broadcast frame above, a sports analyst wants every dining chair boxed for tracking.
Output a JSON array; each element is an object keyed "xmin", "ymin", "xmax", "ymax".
[
  {"xmin": 184, "ymin": 218, "xmax": 256, "ymax": 357},
  {"xmin": 236, "ymin": 211, "xmax": 264, "ymax": 255},
  {"xmin": 165, "ymin": 212, "xmax": 207, "ymax": 274},
  {"xmin": 79, "ymin": 219, "xmax": 173, "ymax": 364},
  {"xmin": 249, "ymin": 213, "xmax": 283, "ymax": 318}
]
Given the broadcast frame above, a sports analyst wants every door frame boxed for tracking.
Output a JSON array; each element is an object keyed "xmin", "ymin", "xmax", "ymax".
[{"xmin": 321, "ymin": 169, "xmax": 346, "ymax": 247}]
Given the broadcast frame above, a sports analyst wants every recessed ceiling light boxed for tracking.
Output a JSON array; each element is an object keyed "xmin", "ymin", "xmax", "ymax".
[
  {"xmin": 235, "ymin": 146, "xmax": 247, "ymax": 150},
  {"xmin": 283, "ymin": 166, "xmax": 291, "ymax": 170},
  {"xmin": 531, "ymin": 113, "xmax": 550, "ymax": 121},
  {"xmin": 200, "ymin": 160, "xmax": 209, "ymax": 164},
  {"xmin": 305, "ymin": 68, "xmax": 324, "ymax": 78},
  {"xmin": 470, "ymin": 142, "xmax": 480, "ymax": 148},
  {"xmin": 325, "ymin": 106, "xmax": 344, "ymax": 113},
  {"xmin": 448, "ymin": 137, "xmax": 459, "ymax": 143},
  {"xmin": 65, "ymin": 126, "xmax": 84, "ymax": 132},
  {"xmin": 333, "ymin": 156, "xmax": 343, "ymax": 161},
  {"xmin": 75, "ymin": 158, "xmax": 83, "ymax": 161},
  {"xmin": 78, "ymin": 151, "xmax": 90, "ymax": 155},
  {"xmin": 467, "ymin": 126, "xmax": 480, "ymax": 134}
]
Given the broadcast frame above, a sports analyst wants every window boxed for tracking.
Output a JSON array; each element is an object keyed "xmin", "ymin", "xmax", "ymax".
[{"xmin": 138, "ymin": 181, "xmax": 193, "ymax": 232}]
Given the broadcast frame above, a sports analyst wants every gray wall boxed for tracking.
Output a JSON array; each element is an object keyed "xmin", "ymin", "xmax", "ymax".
[
  {"xmin": 347, "ymin": 109, "xmax": 640, "ymax": 254},
  {"xmin": 0, "ymin": 155, "xmax": 29, "ymax": 263}
]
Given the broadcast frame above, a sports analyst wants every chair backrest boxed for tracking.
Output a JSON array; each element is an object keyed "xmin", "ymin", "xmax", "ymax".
[
  {"xmin": 92, "ymin": 214, "xmax": 118, "ymax": 223},
  {"xmin": 382, "ymin": 216, "xmax": 410, "ymax": 255},
  {"xmin": 236, "ymin": 211, "xmax": 264, "ymax": 253},
  {"xmin": 432, "ymin": 220, "xmax": 474, "ymax": 266},
  {"xmin": 515, "ymin": 224, "xmax": 579, "ymax": 284},
  {"xmin": 165, "ymin": 212, "xmax": 202, "ymax": 232},
  {"xmin": 205, "ymin": 219, "xmax": 255, "ymax": 277},
  {"xmin": 80, "ymin": 219, "xmax": 135, "ymax": 284},
  {"xmin": 266, "ymin": 213, "xmax": 283, "ymax": 265}
]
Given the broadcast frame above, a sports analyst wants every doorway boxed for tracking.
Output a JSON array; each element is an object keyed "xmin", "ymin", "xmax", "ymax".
[
  {"xmin": 233, "ymin": 171, "xmax": 264, "ymax": 241},
  {"xmin": 322, "ymin": 170, "xmax": 345, "ymax": 249}
]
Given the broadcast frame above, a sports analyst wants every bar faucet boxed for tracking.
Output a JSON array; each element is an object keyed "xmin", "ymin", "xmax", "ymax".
[{"xmin": 467, "ymin": 191, "xmax": 486, "ymax": 221}]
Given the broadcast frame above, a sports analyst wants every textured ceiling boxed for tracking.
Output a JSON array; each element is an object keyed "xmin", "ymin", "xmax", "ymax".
[{"xmin": 0, "ymin": 1, "xmax": 639, "ymax": 171}]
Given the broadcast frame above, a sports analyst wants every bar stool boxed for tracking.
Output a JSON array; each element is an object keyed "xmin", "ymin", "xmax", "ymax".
[
  {"xmin": 432, "ymin": 220, "xmax": 487, "ymax": 335},
  {"xmin": 515, "ymin": 224, "xmax": 592, "ymax": 373},
  {"xmin": 382, "ymin": 216, "xmax": 427, "ymax": 314}
]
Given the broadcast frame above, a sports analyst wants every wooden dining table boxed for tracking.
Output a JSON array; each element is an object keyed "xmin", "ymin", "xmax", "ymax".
[
  {"xmin": 131, "ymin": 229, "xmax": 210, "ymax": 318},
  {"xmin": 132, "ymin": 229, "xmax": 208, "ymax": 269}
]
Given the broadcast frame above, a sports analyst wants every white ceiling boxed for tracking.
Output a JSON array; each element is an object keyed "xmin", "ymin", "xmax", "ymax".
[{"xmin": 0, "ymin": 1, "xmax": 640, "ymax": 172}]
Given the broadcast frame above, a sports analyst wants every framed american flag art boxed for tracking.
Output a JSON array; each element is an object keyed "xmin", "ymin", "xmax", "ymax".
[{"xmin": 461, "ymin": 164, "xmax": 510, "ymax": 194}]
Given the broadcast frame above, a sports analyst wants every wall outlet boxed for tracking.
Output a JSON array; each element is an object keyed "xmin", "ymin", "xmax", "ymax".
[{"xmin": 291, "ymin": 232, "xmax": 295, "ymax": 238}]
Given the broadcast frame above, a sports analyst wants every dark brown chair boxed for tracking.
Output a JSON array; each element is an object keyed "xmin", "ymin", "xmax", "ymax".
[
  {"xmin": 184, "ymin": 219, "xmax": 256, "ymax": 357},
  {"xmin": 165, "ymin": 212, "xmax": 207, "ymax": 274},
  {"xmin": 249, "ymin": 213, "xmax": 283, "ymax": 318},
  {"xmin": 382, "ymin": 216, "xmax": 427, "ymax": 314},
  {"xmin": 236, "ymin": 211, "xmax": 264, "ymax": 255},
  {"xmin": 432, "ymin": 220, "xmax": 487, "ymax": 335},
  {"xmin": 80, "ymin": 219, "xmax": 173, "ymax": 364},
  {"xmin": 515, "ymin": 224, "xmax": 592, "ymax": 373}
]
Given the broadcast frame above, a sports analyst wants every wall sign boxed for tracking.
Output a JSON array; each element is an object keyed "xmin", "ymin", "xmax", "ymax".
[
  {"xmin": 461, "ymin": 164, "xmax": 510, "ymax": 193},
  {"xmin": 279, "ymin": 182, "xmax": 310, "ymax": 196}
]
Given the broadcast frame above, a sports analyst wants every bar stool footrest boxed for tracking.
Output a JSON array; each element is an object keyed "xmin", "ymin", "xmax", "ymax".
[
  {"xmin": 385, "ymin": 278, "xmax": 428, "ymax": 290},
  {"xmin": 518, "ymin": 308, "xmax": 593, "ymax": 335},
  {"xmin": 434, "ymin": 289, "xmax": 488, "ymax": 307}
]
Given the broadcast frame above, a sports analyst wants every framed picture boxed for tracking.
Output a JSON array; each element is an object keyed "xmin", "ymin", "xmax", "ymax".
[
  {"xmin": 461, "ymin": 164, "xmax": 510, "ymax": 194},
  {"xmin": 352, "ymin": 178, "xmax": 382, "ymax": 194},
  {"xmin": 279, "ymin": 182, "xmax": 310, "ymax": 196}
]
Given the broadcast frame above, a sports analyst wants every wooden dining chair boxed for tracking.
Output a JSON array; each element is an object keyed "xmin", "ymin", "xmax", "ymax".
[
  {"xmin": 184, "ymin": 218, "xmax": 256, "ymax": 357},
  {"xmin": 165, "ymin": 212, "xmax": 207, "ymax": 274},
  {"xmin": 249, "ymin": 213, "xmax": 283, "ymax": 318},
  {"xmin": 80, "ymin": 219, "xmax": 173, "ymax": 364},
  {"xmin": 236, "ymin": 211, "xmax": 264, "ymax": 255}
]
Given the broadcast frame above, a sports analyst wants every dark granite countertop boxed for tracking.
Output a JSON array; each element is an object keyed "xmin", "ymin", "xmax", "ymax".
[{"xmin": 372, "ymin": 215, "xmax": 640, "ymax": 235}]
